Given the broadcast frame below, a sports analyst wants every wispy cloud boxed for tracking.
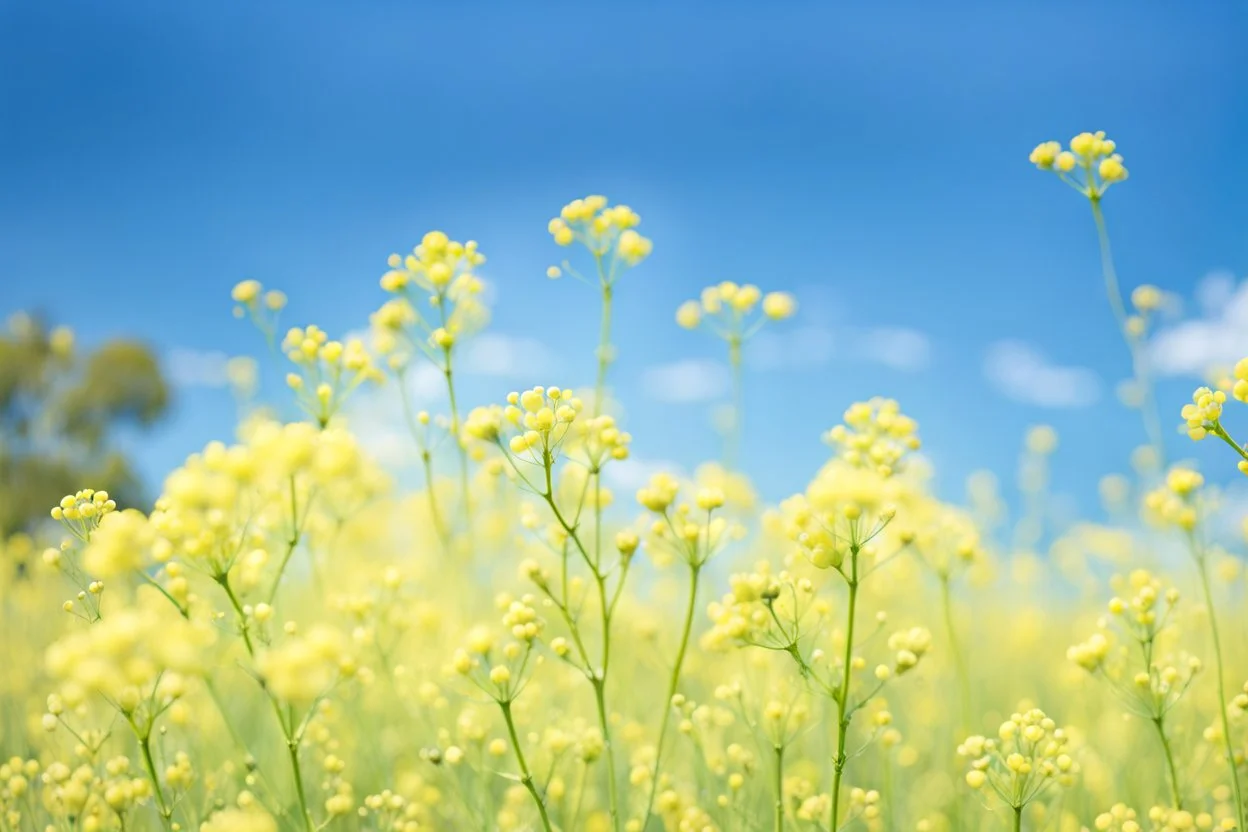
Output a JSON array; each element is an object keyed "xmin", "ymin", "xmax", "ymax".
[
  {"xmin": 642, "ymin": 359, "xmax": 730, "ymax": 403},
  {"xmin": 166, "ymin": 348, "xmax": 232, "ymax": 388},
  {"xmin": 459, "ymin": 333, "xmax": 557, "ymax": 379},
  {"xmin": 1150, "ymin": 271, "xmax": 1248, "ymax": 376},
  {"xmin": 749, "ymin": 325, "xmax": 931, "ymax": 372},
  {"xmin": 983, "ymin": 340, "xmax": 1100, "ymax": 408}
]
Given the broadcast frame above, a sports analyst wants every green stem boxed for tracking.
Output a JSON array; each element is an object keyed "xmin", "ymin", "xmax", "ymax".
[
  {"xmin": 286, "ymin": 735, "xmax": 315, "ymax": 832},
  {"xmin": 137, "ymin": 731, "xmax": 174, "ymax": 831},
  {"xmin": 1195, "ymin": 554, "xmax": 1246, "ymax": 831},
  {"xmin": 593, "ymin": 677, "xmax": 622, "ymax": 832},
  {"xmin": 265, "ymin": 475, "xmax": 302, "ymax": 606},
  {"xmin": 1089, "ymin": 197, "xmax": 1166, "ymax": 468},
  {"xmin": 1152, "ymin": 716, "xmax": 1183, "ymax": 809},
  {"xmin": 500, "ymin": 700, "xmax": 555, "ymax": 832},
  {"xmin": 1013, "ymin": 804, "xmax": 1022, "ymax": 832},
  {"xmin": 420, "ymin": 449, "xmax": 450, "ymax": 549},
  {"xmin": 640, "ymin": 564, "xmax": 702, "ymax": 830},
  {"xmin": 595, "ymin": 282, "xmax": 613, "ymax": 416},
  {"xmin": 443, "ymin": 357, "xmax": 473, "ymax": 528},
  {"xmin": 829, "ymin": 553, "xmax": 860, "ymax": 832},
  {"xmin": 774, "ymin": 744, "xmax": 786, "ymax": 832},
  {"xmin": 216, "ymin": 574, "xmax": 256, "ymax": 656},
  {"xmin": 727, "ymin": 337, "xmax": 743, "ymax": 469}
]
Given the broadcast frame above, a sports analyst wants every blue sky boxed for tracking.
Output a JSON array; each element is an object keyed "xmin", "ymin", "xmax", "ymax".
[{"xmin": 2, "ymin": 1, "xmax": 1246, "ymax": 514}]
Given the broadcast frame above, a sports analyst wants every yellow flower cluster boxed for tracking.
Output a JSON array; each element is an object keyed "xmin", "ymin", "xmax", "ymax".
[
  {"xmin": 824, "ymin": 398, "xmax": 920, "ymax": 477},
  {"xmin": 50, "ymin": 489, "xmax": 116, "ymax": 538},
  {"xmin": 675, "ymin": 281, "xmax": 797, "ymax": 332},
  {"xmin": 1094, "ymin": 803, "xmax": 1236, "ymax": 832},
  {"xmin": 1143, "ymin": 468, "xmax": 1204, "ymax": 531},
  {"xmin": 547, "ymin": 195, "xmax": 652, "ymax": 266},
  {"xmin": 959, "ymin": 707, "xmax": 1079, "ymax": 809},
  {"xmin": 257, "ymin": 625, "xmax": 354, "ymax": 705},
  {"xmin": 281, "ymin": 325, "xmax": 380, "ymax": 425},
  {"xmin": 44, "ymin": 600, "xmax": 214, "ymax": 705},
  {"xmin": 201, "ymin": 808, "xmax": 278, "ymax": 832},
  {"xmin": 375, "ymin": 231, "xmax": 489, "ymax": 369},
  {"xmin": 1029, "ymin": 131, "xmax": 1128, "ymax": 198},
  {"xmin": 231, "ymin": 279, "xmax": 288, "ymax": 343}
]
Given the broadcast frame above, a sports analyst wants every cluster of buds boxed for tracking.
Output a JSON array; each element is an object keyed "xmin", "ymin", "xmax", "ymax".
[
  {"xmin": 675, "ymin": 281, "xmax": 797, "ymax": 334},
  {"xmin": 1143, "ymin": 469, "xmax": 1204, "ymax": 531},
  {"xmin": 824, "ymin": 399, "xmax": 920, "ymax": 478},
  {"xmin": 1029, "ymin": 131, "xmax": 1128, "ymax": 199},
  {"xmin": 281, "ymin": 325, "xmax": 380, "ymax": 425},
  {"xmin": 50, "ymin": 489, "xmax": 116, "ymax": 541},
  {"xmin": 959, "ymin": 707, "xmax": 1080, "ymax": 810},
  {"xmin": 637, "ymin": 474, "xmax": 742, "ymax": 570},
  {"xmin": 547, "ymin": 195, "xmax": 652, "ymax": 268}
]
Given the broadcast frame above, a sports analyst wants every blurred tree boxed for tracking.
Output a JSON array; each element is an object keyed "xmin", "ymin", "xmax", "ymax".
[{"xmin": 0, "ymin": 312, "xmax": 170, "ymax": 538}]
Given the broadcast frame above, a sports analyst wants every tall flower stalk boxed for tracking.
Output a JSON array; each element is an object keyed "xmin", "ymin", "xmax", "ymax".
[
  {"xmin": 1029, "ymin": 132, "xmax": 1165, "ymax": 469},
  {"xmin": 676, "ymin": 283, "xmax": 796, "ymax": 468},
  {"xmin": 373, "ymin": 232, "xmax": 489, "ymax": 534}
]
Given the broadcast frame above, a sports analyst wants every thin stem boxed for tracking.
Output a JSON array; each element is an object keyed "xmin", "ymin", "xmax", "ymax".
[
  {"xmin": 443, "ymin": 357, "xmax": 473, "ymax": 528},
  {"xmin": 265, "ymin": 475, "xmax": 303, "ymax": 606},
  {"xmin": 1013, "ymin": 804, "xmax": 1023, "ymax": 832},
  {"xmin": 136, "ymin": 730, "xmax": 174, "ymax": 831},
  {"xmin": 1195, "ymin": 553, "xmax": 1246, "ymax": 831},
  {"xmin": 640, "ymin": 564, "xmax": 702, "ymax": 830},
  {"xmin": 774, "ymin": 744, "xmax": 786, "ymax": 832},
  {"xmin": 595, "ymin": 282, "xmax": 613, "ymax": 415},
  {"xmin": 1152, "ymin": 716, "xmax": 1183, "ymax": 809},
  {"xmin": 500, "ymin": 700, "xmax": 555, "ymax": 832},
  {"xmin": 286, "ymin": 736, "xmax": 315, "ymax": 832},
  {"xmin": 593, "ymin": 678, "xmax": 622, "ymax": 832},
  {"xmin": 829, "ymin": 552, "xmax": 860, "ymax": 832},
  {"xmin": 1089, "ymin": 197, "xmax": 1166, "ymax": 468},
  {"xmin": 216, "ymin": 574, "xmax": 256, "ymax": 656},
  {"xmin": 726, "ymin": 337, "xmax": 743, "ymax": 469}
]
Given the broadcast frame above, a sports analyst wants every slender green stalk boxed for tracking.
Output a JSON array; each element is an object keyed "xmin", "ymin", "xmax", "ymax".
[
  {"xmin": 726, "ymin": 337, "xmax": 744, "ymax": 469},
  {"xmin": 265, "ymin": 475, "xmax": 304, "ymax": 606},
  {"xmin": 286, "ymin": 733, "xmax": 314, "ymax": 832},
  {"xmin": 595, "ymin": 282, "xmax": 613, "ymax": 416},
  {"xmin": 1152, "ymin": 717, "xmax": 1183, "ymax": 809},
  {"xmin": 829, "ymin": 549, "xmax": 860, "ymax": 832},
  {"xmin": 136, "ymin": 730, "xmax": 174, "ymax": 831},
  {"xmin": 1194, "ymin": 553, "xmax": 1246, "ymax": 831},
  {"xmin": 217, "ymin": 574, "xmax": 315, "ymax": 832},
  {"xmin": 1013, "ymin": 804, "xmax": 1023, "ymax": 832},
  {"xmin": 774, "ymin": 744, "xmax": 785, "ymax": 832},
  {"xmin": 500, "ymin": 700, "xmax": 555, "ymax": 832},
  {"xmin": 443, "ymin": 355, "xmax": 473, "ymax": 526},
  {"xmin": 1089, "ymin": 197, "xmax": 1165, "ymax": 468},
  {"xmin": 640, "ymin": 564, "xmax": 702, "ymax": 830},
  {"xmin": 397, "ymin": 364, "xmax": 450, "ymax": 546}
]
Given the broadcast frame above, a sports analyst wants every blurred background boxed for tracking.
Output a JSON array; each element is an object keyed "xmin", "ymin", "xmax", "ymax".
[{"xmin": 2, "ymin": 1, "xmax": 1245, "ymax": 536}]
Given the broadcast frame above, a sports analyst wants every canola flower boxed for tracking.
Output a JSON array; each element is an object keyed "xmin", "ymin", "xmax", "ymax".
[{"xmin": 4, "ymin": 147, "xmax": 1248, "ymax": 832}]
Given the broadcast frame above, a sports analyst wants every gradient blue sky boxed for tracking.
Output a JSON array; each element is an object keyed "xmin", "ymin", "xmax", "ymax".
[{"xmin": 3, "ymin": 1, "xmax": 1246, "ymax": 512}]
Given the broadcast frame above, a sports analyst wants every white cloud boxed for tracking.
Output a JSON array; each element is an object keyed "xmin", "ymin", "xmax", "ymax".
[
  {"xmin": 642, "ymin": 359, "xmax": 730, "ymax": 403},
  {"xmin": 166, "ymin": 348, "xmax": 231, "ymax": 388},
  {"xmin": 1151, "ymin": 271, "xmax": 1248, "ymax": 376},
  {"xmin": 459, "ymin": 333, "xmax": 557, "ymax": 379},
  {"xmin": 750, "ymin": 325, "xmax": 930, "ymax": 372},
  {"xmin": 603, "ymin": 456, "xmax": 684, "ymax": 493},
  {"xmin": 983, "ymin": 340, "xmax": 1101, "ymax": 408},
  {"xmin": 853, "ymin": 327, "xmax": 931, "ymax": 372},
  {"xmin": 343, "ymin": 364, "xmax": 446, "ymax": 467}
]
